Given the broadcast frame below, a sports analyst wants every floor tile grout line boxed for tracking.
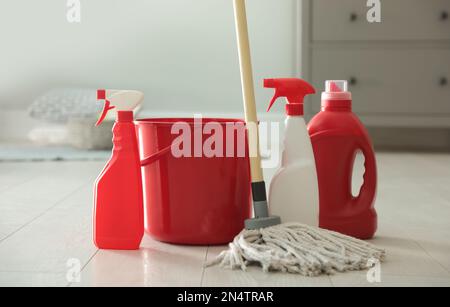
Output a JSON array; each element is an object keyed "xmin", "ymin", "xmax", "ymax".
[
  {"xmin": 327, "ymin": 275, "xmax": 335, "ymax": 287},
  {"xmin": 0, "ymin": 181, "xmax": 90, "ymax": 245},
  {"xmin": 0, "ymin": 270, "xmax": 68, "ymax": 274},
  {"xmin": 0, "ymin": 174, "xmax": 42, "ymax": 195},
  {"xmin": 200, "ymin": 246, "xmax": 209, "ymax": 287},
  {"xmin": 66, "ymin": 249, "xmax": 100, "ymax": 287},
  {"xmin": 0, "ymin": 161, "xmax": 88, "ymax": 193},
  {"xmin": 412, "ymin": 240, "xmax": 450, "ymax": 276},
  {"xmin": 387, "ymin": 219, "xmax": 450, "ymax": 277}
]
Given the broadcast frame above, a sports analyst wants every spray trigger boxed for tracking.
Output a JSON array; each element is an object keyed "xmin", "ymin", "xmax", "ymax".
[
  {"xmin": 267, "ymin": 90, "xmax": 282, "ymax": 112},
  {"xmin": 96, "ymin": 99, "xmax": 115, "ymax": 126},
  {"xmin": 96, "ymin": 90, "xmax": 115, "ymax": 126}
]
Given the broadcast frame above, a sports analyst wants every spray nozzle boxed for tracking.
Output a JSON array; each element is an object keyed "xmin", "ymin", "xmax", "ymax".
[
  {"xmin": 96, "ymin": 89, "xmax": 144, "ymax": 126},
  {"xmin": 264, "ymin": 78, "xmax": 316, "ymax": 115}
]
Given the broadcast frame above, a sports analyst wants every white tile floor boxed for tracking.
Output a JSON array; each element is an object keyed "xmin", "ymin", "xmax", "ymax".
[{"xmin": 0, "ymin": 153, "xmax": 450, "ymax": 287}]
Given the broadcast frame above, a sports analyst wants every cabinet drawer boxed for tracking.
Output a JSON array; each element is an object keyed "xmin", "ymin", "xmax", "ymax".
[
  {"xmin": 312, "ymin": 0, "xmax": 450, "ymax": 41},
  {"xmin": 311, "ymin": 48, "xmax": 450, "ymax": 115}
]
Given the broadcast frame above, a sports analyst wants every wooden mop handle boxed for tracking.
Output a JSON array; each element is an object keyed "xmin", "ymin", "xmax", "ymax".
[{"xmin": 233, "ymin": 0, "xmax": 264, "ymax": 183}]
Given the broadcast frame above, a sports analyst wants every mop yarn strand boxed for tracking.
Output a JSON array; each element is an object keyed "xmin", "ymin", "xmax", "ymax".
[{"xmin": 207, "ymin": 223, "xmax": 386, "ymax": 276}]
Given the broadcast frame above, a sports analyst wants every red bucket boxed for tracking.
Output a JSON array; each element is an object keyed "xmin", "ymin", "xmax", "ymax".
[{"xmin": 135, "ymin": 118, "xmax": 252, "ymax": 245}]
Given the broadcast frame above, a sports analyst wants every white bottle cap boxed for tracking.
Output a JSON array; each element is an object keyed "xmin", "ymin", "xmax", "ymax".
[{"xmin": 322, "ymin": 80, "xmax": 352, "ymax": 101}]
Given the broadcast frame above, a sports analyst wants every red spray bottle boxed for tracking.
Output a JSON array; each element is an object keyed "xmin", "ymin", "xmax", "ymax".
[
  {"xmin": 308, "ymin": 81, "xmax": 378, "ymax": 239},
  {"xmin": 93, "ymin": 89, "xmax": 144, "ymax": 250}
]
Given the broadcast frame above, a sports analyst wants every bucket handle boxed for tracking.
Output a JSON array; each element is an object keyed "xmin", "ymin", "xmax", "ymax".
[
  {"xmin": 140, "ymin": 139, "xmax": 183, "ymax": 167},
  {"xmin": 140, "ymin": 145, "xmax": 172, "ymax": 167}
]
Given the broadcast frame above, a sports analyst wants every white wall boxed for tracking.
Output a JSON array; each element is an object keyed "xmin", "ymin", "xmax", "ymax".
[{"xmin": 0, "ymin": 0, "xmax": 297, "ymax": 116}]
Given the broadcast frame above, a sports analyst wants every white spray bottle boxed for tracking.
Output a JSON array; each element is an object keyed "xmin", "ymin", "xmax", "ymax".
[{"xmin": 265, "ymin": 78, "xmax": 319, "ymax": 226}]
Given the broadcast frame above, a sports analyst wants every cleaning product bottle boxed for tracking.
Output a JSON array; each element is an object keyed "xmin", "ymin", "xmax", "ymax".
[
  {"xmin": 265, "ymin": 78, "xmax": 319, "ymax": 226},
  {"xmin": 308, "ymin": 80, "xmax": 377, "ymax": 239},
  {"xmin": 94, "ymin": 89, "xmax": 144, "ymax": 250}
]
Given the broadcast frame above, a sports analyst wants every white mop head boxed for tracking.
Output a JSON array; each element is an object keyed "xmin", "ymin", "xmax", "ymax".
[{"xmin": 208, "ymin": 223, "xmax": 386, "ymax": 276}]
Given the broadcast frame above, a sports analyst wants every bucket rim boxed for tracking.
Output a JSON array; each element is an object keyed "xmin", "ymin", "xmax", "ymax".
[{"xmin": 135, "ymin": 118, "xmax": 247, "ymax": 126}]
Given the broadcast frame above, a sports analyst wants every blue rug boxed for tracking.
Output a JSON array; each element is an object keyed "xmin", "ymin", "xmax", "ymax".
[{"xmin": 0, "ymin": 144, "xmax": 111, "ymax": 162}]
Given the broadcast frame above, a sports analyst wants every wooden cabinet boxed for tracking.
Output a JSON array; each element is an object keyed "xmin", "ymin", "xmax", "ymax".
[
  {"xmin": 300, "ymin": 0, "xmax": 450, "ymax": 127},
  {"xmin": 312, "ymin": 0, "xmax": 450, "ymax": 41},
  {"xmin": 311, "ymin": 48, "xmax": 450, "ymax": 115}
]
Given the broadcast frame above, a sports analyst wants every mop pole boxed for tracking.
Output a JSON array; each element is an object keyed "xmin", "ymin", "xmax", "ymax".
[{"xmin": 233, "ymin": 0, "xmax": 280, "ymax": 229}]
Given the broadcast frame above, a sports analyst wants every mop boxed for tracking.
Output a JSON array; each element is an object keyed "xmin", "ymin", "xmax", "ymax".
[{"xmin": 207, "ymin": 0, "xmax": 385, "ymax": 276}]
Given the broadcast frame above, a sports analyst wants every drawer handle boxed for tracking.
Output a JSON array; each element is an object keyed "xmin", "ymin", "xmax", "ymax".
[
  {"xmin": 349, "ymin": 77, "xmax": 358, "ymax": 86},
  {"xmin": 350, "ymin": 12, "xmax": 358, "ymax": 22},
  {"xmin": 440, "ymin": 77, "xmax": 448, "ymax": 86},
  {"xmin": 441, "ymin": 11, "xmax": 449, "ymax": 21}
]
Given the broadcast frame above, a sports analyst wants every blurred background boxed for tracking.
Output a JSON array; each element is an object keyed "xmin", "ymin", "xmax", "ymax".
[{"xmin": 0, "ymin": 0, "xmax": 449, "ymax": 161}]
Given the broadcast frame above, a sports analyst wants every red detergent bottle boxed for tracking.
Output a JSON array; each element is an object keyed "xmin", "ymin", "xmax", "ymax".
[
  {"xmin": 308, "ymin": 81, "xmax": 377, "ymax": 239},
  {"xmin": 94, "ymin": 89, "xmax": 144, "ymax": 250}
]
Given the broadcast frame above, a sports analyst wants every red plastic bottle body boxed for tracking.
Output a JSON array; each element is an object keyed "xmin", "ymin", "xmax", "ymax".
[
  {"xmin": 308, "ymin": 102, "xmax": 378, "ymax": 239},
  {"xmin": 94, "ymin": 112, "xmax": 144, "ymax": 250}
]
